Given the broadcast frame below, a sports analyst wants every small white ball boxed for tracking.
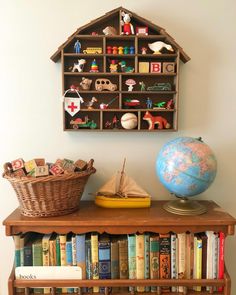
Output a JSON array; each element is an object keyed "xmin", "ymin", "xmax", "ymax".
[{"xmin": 121, "ymin": 113, "xmax": 138, "ymax": 129}]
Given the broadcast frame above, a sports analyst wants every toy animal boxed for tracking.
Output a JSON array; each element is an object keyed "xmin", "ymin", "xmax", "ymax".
[
  {"xmin": 80, "ymin": 77, "xmax": 92, "ymax": 90},
  {"xmin": 143, "ymin": 111, "xmax": 171, "ymax": 130},
  {"xmin": 84, "ymin": 97, "xmax": 98, "ymax": 110},
  {"xmin": 119, "ymin": 61, "xmax": 134, "ymax": 73},
  {"xmin": 148, "ymin": 41, "xmax": 174, "ymax": 54},
  {"xmin": 70, "ymin": 59, "xmax": 86, "ymax": 72},
  {"xmin": 166, "ymin": 98, "xmax": 174, "ymax": 109},
  {"xmin": 120, "ymin": 11, "xmax": 134, "ymax": 35}
]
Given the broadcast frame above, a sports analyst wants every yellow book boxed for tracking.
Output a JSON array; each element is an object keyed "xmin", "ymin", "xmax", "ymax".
[
  {"xmin": 49, "ymin": 233, "xmax": 57, "ymax": 266},
  {"xmin": 193, "ymin": 236, "xmax": 202, "ymax": 291},
  {"xmin": 91, "ymin": 233, "xmax": 99, "ymax": 293},
  {"xmin": 42, "ymin": 234, "xmax": 52, "ymax": 294},
  {"xmin": 136, "ymin": 234, "xmax": 145, "ymax": 292},
  {"xmin": 59, "ymin": 234, "xmax": 67, "ymax": 293}
]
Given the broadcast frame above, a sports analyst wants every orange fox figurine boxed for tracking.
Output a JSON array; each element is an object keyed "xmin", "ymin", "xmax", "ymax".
[{"xmin": 143, "ymin": 111, "xmax": 171, "ymax": 130}]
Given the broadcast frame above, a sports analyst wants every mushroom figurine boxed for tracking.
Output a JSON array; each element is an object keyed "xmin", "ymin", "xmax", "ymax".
[{"xmin": 125, "ymin": 79, "xmax": 136, "ymax": 91}]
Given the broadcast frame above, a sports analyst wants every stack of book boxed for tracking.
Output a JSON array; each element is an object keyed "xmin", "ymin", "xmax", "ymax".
[{"xmin": 14, "ymin": 231, "xmax": 225, "ymax": 293}]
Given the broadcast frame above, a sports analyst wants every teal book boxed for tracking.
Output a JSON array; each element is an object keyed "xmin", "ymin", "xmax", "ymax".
[
  {"xmin": 98, "ymin": 234, "xmax": 111, "ymax": 292},
  {"xmin": 150, "ymin": 234, "xmax": 160, "ymax": 292},
  {"xmin": 128, "ymin": 234, "xmax": 136, "ymax": 292},
  {"xmin": 144, "ymin": 233, "xmax": 150, "ymax": 292},
  {"xmin": 32, "ymin": 237, "xmax": 43, "ymax": 294}
]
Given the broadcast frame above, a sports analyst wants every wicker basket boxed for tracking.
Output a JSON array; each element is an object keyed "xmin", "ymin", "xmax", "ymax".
[{"xmin": 3, "ymin": 159, "xmax": 96, "ymax": 217}]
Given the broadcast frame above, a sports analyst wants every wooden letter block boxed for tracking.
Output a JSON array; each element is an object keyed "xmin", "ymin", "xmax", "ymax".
[
  {"xmin": 162, "ymin": 62, "xmax": 175, "ymax": 73},
  {"xmin": 75, "ymin": 159, "xmax": 87, "ymax": 171},
  {"xmin": 34, "ymin": 158, "xmax": 46, "ymax": 166},
  {"xmin": 12, "ymin": 168, "xmax": 26, "ymax": 177},
  {"xmin": 150, "ymin": 62, "xmax": 162, "ymax": 73},
  {"xmin": 11, "ymin": 158, "xmax": 24, "ymax": 171},
  {"xmin": 35, "ymin": 165, "xmax": 49, "ymax": 177},
  {"xmin": 24, "ymin": 160, "xmax": 37, "ymax": 173},
  {"xmin": 139, "ymin": 62, "xmax": 149, "ymax": 73},
  {"xmin": 50, "ymin": 165, "xmax": 64, "ymax": 175}
]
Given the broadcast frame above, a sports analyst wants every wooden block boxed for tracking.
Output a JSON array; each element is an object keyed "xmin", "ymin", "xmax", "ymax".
[
  {"xmin": 27, "ymin": 169, "xmax": 35, "ymax": 177},
  {"xmin": 24, "ymin": 160, "xmax": 37, "ymax": 173},
  {"xmin": 35, "ymin": 165, "xmax": 49, "ymax": 177},
  {"xmin": 11, "ymin": 158, "xmax": 24, "ymax": 171},
  {"xmin": 50, "ymin": 165, "xmax": 64, "ymax": 175},
  {"xmin": 12, "ymin": 168, "xmax": 26, "ymax": 177},
  {"xmin": 75, "ymin": 159, "xmax": 87, "ymax": 171},
  {"xmin": 61, "ymin": 159, "xmax": 74, "ymax": 169},
  {"xmin": 139, "ymin": 62, "xmax": 149, "ymax": 73},
  {"xmin": 162, "ymin": 62, "xmax": 175, "ymax": 73},
  {"xmin": 150, "ymin": 62, "xmax": 162, "ymax": 73},
  {"xmin": 34, "ymin": 158, "xmax": 46, "ymax": 166}
]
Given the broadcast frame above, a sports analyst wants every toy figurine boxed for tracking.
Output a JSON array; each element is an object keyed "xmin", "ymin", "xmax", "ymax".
[
  {"xmin": 143, "ymin": 111, "xmax": 171, "ymax": 130},
  {"xmin": 125, "ymin": 79, "xmax": 136, "ymax": 91},
  {"xmin": 84, "ymin": 97, "xmax": 98, "ymax": 110},
  {"xmin": 120, "ymin": 11, "xmax": 134, "ymax": 35},
  {"xmin": 139, "ymin": 81, "xmax": 146, "ymax": 91},
  {"xmin": 90, "ymin": 59, "xmax": 99, "ymax": 72},
  {"xmin": 119, "ymin": 61, "xmax": 134, "ymax": 73},
  {"xmin": 80, "ymin": 77, "xmax": 92, "ymax": 90},
  {"xmin": 109, "ymin": 60, "xmax": 119, "ymax": 73},
  {"xmin": 99, "ymin": 97, "xmax": 117, "ymax": 109},
  {"xmin": 118, "ymin": 46, "xmax": 124, "ymax": 54},
  {"xmin": 112, "ymin": 46, "xmax": 118, "ymax": 54},
  {"xmin": 103, "ymin": 26, "xmax": 117, "ymax": 36},
  {"xmin": 129, "ymin": 46, "xmax": 135, "ymax": 55},
  {"xmin": 70, "ymin": 59, "xmax": 86, "ymax": 72},
  {"xmin": 105, "ymin": 120, "xmax": 112, "ymax": 129},
  {"xmin": 112, "ymin": 115, "xmax": 119, "ymax": 128},
  {"xmin": 148, "ymin": 41, "xmax": 174, "ymax": 54},
  {"xmin": 141, "ymin": 47, "xmax": 148, "ymax": 54},
  {"xmin": 146, "ymin": 97, "xmax": 153, "ymax": 109},
  {"xmin": 123, "ymin": 46, "xmax": 129, "ymax": 54},
  {"xmin": 166, "ymin": 98, "xmax": 174, "ymax": 109},
  {"xmin": 74, "ymin": 40, "xmax": 81, "ymax": 53},
  {"xmin": 153, "ymin": 102, "xmax": 166, "ymax": 109},
  {"xmin": 107, "ymin": 46, "xmax": 112, "ymax": 54}
]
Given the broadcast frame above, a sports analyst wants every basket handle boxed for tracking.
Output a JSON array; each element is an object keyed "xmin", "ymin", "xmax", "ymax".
[{"xmin": 3, "ymin": 162, "xmax": 13, "ymax": 176}]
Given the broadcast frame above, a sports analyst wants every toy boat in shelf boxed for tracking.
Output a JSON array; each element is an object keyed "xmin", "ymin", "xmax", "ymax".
[{"xmin": 95, "ymin": 160, "xmax": 151, "ymax": 208}]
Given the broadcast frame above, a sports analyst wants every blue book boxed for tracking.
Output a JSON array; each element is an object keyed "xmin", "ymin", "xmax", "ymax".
[
  {"xmin": 144, "ymin": 233, "xmax": 150, "ymax": 292},
  {"xmin": 98, "ymin": 235, "xmax": 111, "ymax": 292},
  {"xmin": 128, "ymin": 234, "xmax": 136, "ymax": 292},
  {"xmin": 66, "ymin": 234, "xmax": 74, "ymax": 293},
  {"xmin": 76, "ymin": 234, "xmax": 86, "ymax": 279}
]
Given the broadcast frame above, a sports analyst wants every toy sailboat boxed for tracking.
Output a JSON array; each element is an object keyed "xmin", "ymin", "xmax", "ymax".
[{"xmin": 95, "ymin": 159, "xmax": 151, "ymax": 208}]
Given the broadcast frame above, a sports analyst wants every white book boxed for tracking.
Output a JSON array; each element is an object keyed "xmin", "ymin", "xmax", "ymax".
[
  {"xmin": 206, "ymin": 231, "xmax": 214, "ymax": 292},
  {"xmin": 177, "ymin": 233, "xmax": 186, "ymax": 293},
  {"xmin": 15, "ymin": 266, "xmax": 82, "ymax": 280}
]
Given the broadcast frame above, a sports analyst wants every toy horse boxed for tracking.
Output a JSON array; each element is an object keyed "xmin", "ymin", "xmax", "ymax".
[
  {"xmin": 143, "ymin": 111, "xmax": 171, "ymax": 130},
  {"xmin": 70, "ymin": 59, "xmax": 86, "ymax": 72}
]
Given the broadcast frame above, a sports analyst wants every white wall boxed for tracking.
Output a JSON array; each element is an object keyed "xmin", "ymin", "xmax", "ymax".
[{"xmin": 0, "ymin": 0, "xmax": 236, "ymax": 293}]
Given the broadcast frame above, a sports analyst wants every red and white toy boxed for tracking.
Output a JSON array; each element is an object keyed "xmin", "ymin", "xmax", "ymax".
[{"xmin": 120, "ymin": 11, "xmax": 134, "ymax": 35}]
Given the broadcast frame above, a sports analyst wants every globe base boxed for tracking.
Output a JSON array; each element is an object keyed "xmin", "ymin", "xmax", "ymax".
[{"xmin": 163, "ymin": 197, "xmax": 207, "ymax": 216}]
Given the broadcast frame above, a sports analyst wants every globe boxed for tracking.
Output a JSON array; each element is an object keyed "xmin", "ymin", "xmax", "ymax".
[{"xmin": 156, "ymin": 137, "xmax": 217, "ymax": 215}]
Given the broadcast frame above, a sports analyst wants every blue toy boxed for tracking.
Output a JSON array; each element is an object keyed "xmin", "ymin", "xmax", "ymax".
[
  {"xmin": 129, "ymin": 46, "xmax": 135, "ymax": 55},
  {"xmin": 74, "ymin": 40, "xmax": 81, "ymax": 54},
  {"xmin": 146, "ymin": 97, "xmax": 153, "ymax": 109}
]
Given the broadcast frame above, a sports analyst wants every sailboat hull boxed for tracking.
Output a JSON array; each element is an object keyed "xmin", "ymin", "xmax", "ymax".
[{"xmin": 95, "ymin": 195, "xmax": 151, "ymax": 208}]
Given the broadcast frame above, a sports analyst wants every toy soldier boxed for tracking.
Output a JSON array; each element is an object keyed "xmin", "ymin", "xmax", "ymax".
[{"xmin": 74, "ymin": 40, "xmax": 81, "ymax": 53}]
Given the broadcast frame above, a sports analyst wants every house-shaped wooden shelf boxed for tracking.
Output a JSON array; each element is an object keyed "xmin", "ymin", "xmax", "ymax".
[{"xmin": 51, "ymin": 7, "xmax": 190, "ymax": 132}]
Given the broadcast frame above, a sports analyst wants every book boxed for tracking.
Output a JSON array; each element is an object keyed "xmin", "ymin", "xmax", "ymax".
[
  {"xmin": 24, "ymin": 239, "xmax": 34, "ymax": 266},
  {"xmin": 13, "ymin": 233, "xmax": 23, "ymax": 293},
  {"xmin": 15, "ymin": 266, "xmax": 82, "ymax": 279},
  {"xmin": 159, "ymin": 233, "xmax": 171, "ymax": 293},
  {"xmin": 170, "ymin": 233, "xmax": 177, "ymax": 292},
  {"xmin": 199, "ymin": 232, "xmax": 208, "ymax": 280},
  {"xmin": 76, "ymin": 234, "xmax": 86, "ymax": 279},
  {"xmin": 98, "ymin": 234, "xmax": 111, "ymax": 292},
  {"xmin": 91, "ymin": 233, "xmax": 99, "ymax": 292},
  {"xmin": 128, "ymin": 235, "xmax": 136, "ymax": 292},
  {"xmin": 110, "ymin": 237, "xmax": 119, "ymax": 292},
  {"xmin": 149, "ymin": 234, "xmax": 159, "ymax": 292},
  {"xmin": 206, "ymin": 231, "xmax": 214, "ymax": 292},
  {"xmin": 20, "ymin": 232, "xmax": 31, "ymax": 266},
  {"xmin": 136, "ymin": 234, "xmax": 145, "ymax": 292},
  {"xmin": 56, "ymin": 235, "xmax": 61, "ymax": 266},
  {"xmin": 144, "ymin": 233, "xmax": 150, "ymax": 292},
  {"xmin": 186, "ymin": 232, "xmax": 194, "ymax": 280},
  {"xmin": 49, "ymin": 233, "xmax": 57, "ymax": 266},
  {"xmin": 42, "ymin": 233, "xmax": 52, "ymax": 294},
  {"xmin": 177, "ymin": 232, "xmax": 186, "ymax": 293},
  {"xmin": 218, "ymin": 232, "xmax": 225, "ymax": 292},
  {"xmin": 85, "ymin": 235, "xmax": 92, "ymax": 293},
  {"xmin": 32, "ymin": 237, "xmax": 43, "ymax": 294},
  {"xmin": 118, "ymin": 236, "xmax": 128, "ymax": 292},
  {"xmin": 66, "ymin": 233, "xmax": 74, "ymax": 293},
  {"xmin": 59, "ymin": 234, "xmax": 67, "ymax": 293},
  {"xmin": 212, "ymin": 233, "xmax": 219, "ymax": 285},
  {"xmin": 193, "ymin": 235, "xmax": 202, "ymax": 291}
]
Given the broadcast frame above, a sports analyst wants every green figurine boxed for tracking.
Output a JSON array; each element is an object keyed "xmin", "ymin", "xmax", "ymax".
[{"xmin": 139, "ymin": 81, "xmax": 146, "ymax": 91}]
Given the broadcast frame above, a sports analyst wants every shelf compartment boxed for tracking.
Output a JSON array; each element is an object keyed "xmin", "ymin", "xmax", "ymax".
[
  {"xmin": 102, "ymin": 111, "xmax": 139, "ymax": 131},
  {"xmin": 64, "ymin": 37, "xmax": 103, "ymax": 54},
  {"xmin": 80, "ymin": 93, "xmax": 119, "ymax": 110},
  {"xmin": 64, "ymin": 110, "xmax": 100, "ymax": 131},
  {"xmin": 106, "ymin": 57, "xmax": 135, "ymax": 73},
  {"xmin": 138, "ymin": 38, "xmax": 177, "ymax": 55},
  {"xmin": 64, "ymin": 56, "xmax": 103, "ymax": 73},
  {"xmin": 140, "ymin": 110, "xmax": 175, "ymax": 131}
]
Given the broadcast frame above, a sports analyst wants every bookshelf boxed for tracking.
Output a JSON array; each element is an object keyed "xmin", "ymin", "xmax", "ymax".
[
  {"xmin": 51, "ymin": 7, "xmax": 190, "ymax": 132},
  {"xmin": 3, "ymin": 200, "xmax": 236, "ymax": 295}
]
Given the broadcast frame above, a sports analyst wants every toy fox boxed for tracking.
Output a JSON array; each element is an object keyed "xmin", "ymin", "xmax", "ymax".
[{"xmin": 143, "ymin": 111, "xmax": 171, "ymax": 130}]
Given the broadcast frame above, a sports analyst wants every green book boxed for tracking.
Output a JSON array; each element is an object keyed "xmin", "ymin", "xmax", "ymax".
[
  {"xmin": 32, "ymin": 236, "xmax": 43, "ymax": 294},
  {"xmin": 144, "ymin": 233, "xmax": 150, "ymax": 292},
  {"xmin": 55, "ymin": 235, "xmax": 62, "ymax": 293}
]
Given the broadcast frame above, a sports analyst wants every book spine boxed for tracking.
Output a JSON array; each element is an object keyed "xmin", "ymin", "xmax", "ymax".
[
  {"xmin": 159, "ymin": 233, "xmax": 171, "ymax": 293},
  {"xmin": 66, "ymin": 240, "xmax": 73, "ymax": 294},
  {"xmin": 20, "ymin": 236, "xmax": 24, "ymax": 267},
  {"xmin": 91, "ymin": 233, "xmax": 99, "ymax": 293},
  {"xmin": 149, "ymin": 235, "xmax": 159, "ymax": 292},
  {"xmin": 55, "ymin": 235, "xmax": 62, "ymax": 294},
  {"xmin": 193, "ymin": 236, "xmax": 202, "ymax": 291},
  {"xmin": 49, "ymin": 238, "xmax": 56, "ymax": 266},
  {"xmin": 76, "ymin": 234, "xmax": 86, "ymax": 279},
  {"xmin": 59, "ymin": 235, "xmax": 67, "ymax": 293},
  {"xmin": 98, "ymin": 238, "xmax": 111, "ymax": 292},
  {"xmin": 24, "ymin": 245, "xmax": 33, "ymax": 266},
  {"xmin": 201, "ymin": 233, "xmax": 208, "ymax": 280},
  {"xmin": 32, "ymin": 242, "xmax": 43, "ymax": 294},
  {"xmin": 42, "ymin": 234, "xmax": 51, "ymax": 294},
  {"xmin": 111, "ymin": 240, "xmax": 119, "ymax": 293},
  {"xmin": 72, "ymin": 235, "xmax": 77, "ymax": 266},
  {"xmin": 206, "ymin": 231, "xmax": 213, "ymax": 292},
  {"xmin": 128, "ymin": 235, "xmax": 136, "ymax": 292},
  {"xmin": 177, "ymin": 233, "xmax": 186, "ymax": 293},
  {"xmin": 85, "ymin": 238, "xmax": 92, "ymax": 279},
  {"xmin": 218, "ymin": 232, "xmax": 225, "ymax": 292},
  {"xmin": 118, "ymin": 238, "xmax": 128, "ymax": 292},
  {"xmin": 13, "ymin": 234, "xmax": 23, "ymax": 293},
  {"xmin": 136, "ymin": 234, "xmax": 145, "ymax": 292},
  {"xmin": 144, "ymin": 234, "xmax": 150, "ymax": 292},
  {"xmin": 170, "ymin": 234, "xmax": 177, "ymax": 292}
]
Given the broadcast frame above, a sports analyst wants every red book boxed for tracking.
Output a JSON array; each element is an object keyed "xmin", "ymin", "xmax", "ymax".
[{"xmin": 218, "ymin": 232, "xmax": 225, "ymax": 292}]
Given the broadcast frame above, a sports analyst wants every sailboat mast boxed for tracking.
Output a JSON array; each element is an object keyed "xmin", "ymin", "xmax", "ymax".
[{"xmin": 117, "ymin": 158, "xmax": 126, "ymax": 197}]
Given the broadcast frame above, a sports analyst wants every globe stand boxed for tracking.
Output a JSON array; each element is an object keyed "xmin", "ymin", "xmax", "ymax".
[{"xmin": 163, "ymin": 196, "xmax": 207, "ymax": 216}]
